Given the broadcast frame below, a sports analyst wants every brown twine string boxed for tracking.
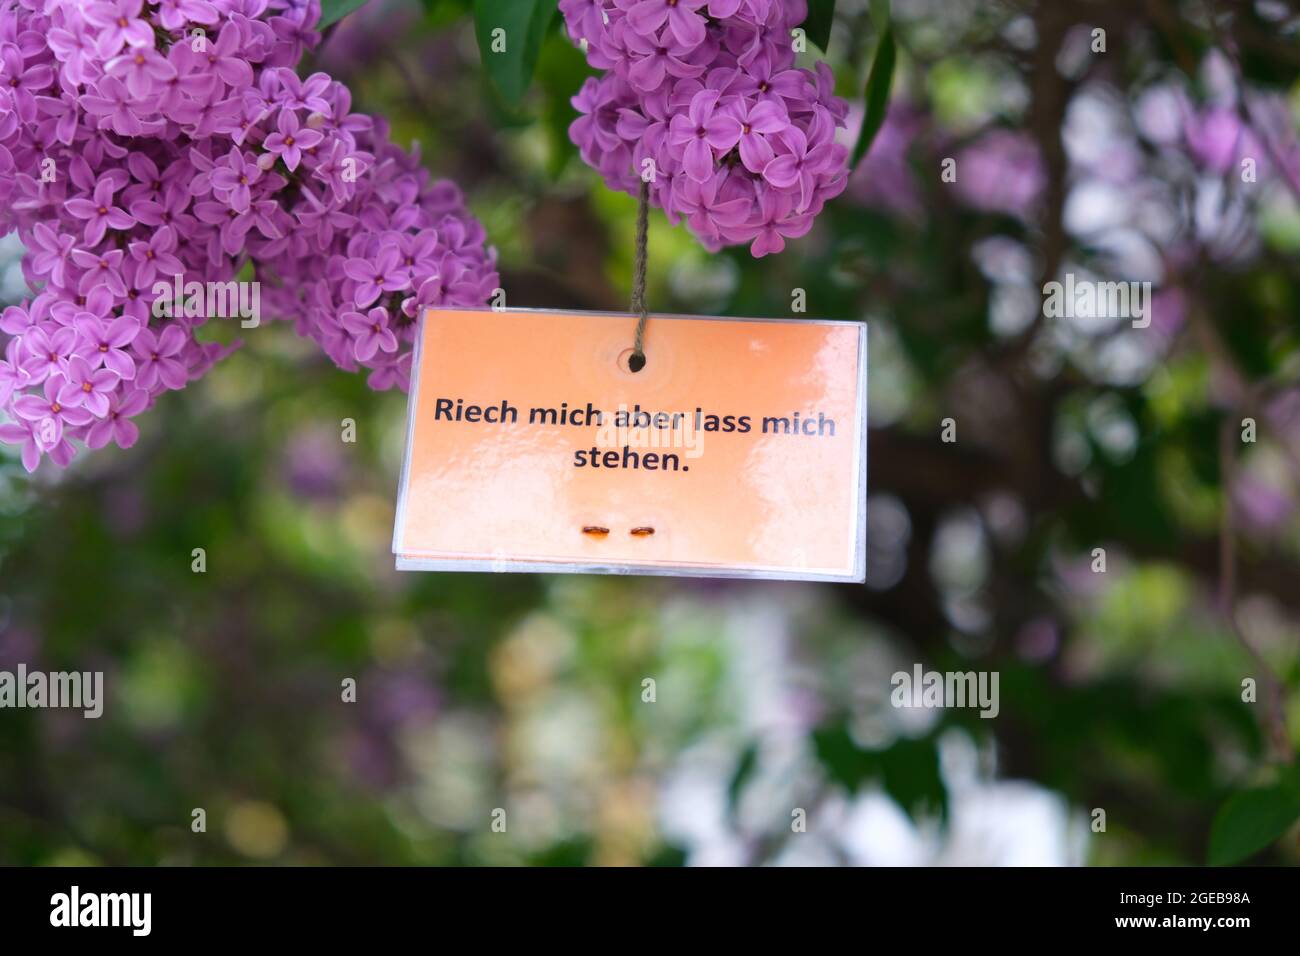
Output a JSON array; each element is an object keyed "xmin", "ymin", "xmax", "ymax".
[
  {"xmin": 579, "ymin": 184, "xmax": 653, "ymax": 537},
  {"xmin": 629, "ymin": 178, "xmax": 650, "ymax": 372}
]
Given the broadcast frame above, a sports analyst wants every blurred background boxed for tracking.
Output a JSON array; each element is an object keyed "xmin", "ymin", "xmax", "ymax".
[{"xmin": 2, "ymin": 0, "xmax": 1299, "ymax": 866}]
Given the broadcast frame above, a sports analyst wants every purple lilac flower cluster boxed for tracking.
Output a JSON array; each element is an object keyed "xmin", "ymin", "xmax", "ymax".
[
  {"xmin": 561, "ymin": 0, "xmax": 850, "ymax": 257},
  {"xmin": 0, "ymin": 0, "xmax": 498, "ymax": 472}
]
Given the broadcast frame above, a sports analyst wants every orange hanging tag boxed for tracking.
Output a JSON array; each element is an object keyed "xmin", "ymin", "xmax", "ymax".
[{"xmin": 393, "ymin": 308, "xmax": 867, "ymax": 581}]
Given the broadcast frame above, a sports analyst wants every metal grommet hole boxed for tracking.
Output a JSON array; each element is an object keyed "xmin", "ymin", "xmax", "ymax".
[{"xmin": 617, "ymin": 348, "xmax": 647, "ymax": 373}]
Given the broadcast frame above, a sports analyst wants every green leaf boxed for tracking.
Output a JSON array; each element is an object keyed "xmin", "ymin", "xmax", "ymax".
[
  {"xmin": 850, "ymin": 22, "xmax": 896, "ymax": 168},
  {"xmin": 473, "ymin": 0, "xmax": 558, "ymax": 107},
  {"xmin": 534, "ymin": 29, "xmax": 596, "ymax": 177},
  {"xmin": 801, "ymin": 0, "xmax": 835, "ymax": 54},
  {"xmin": 869, "ymin": 0, "xmax": 890, "ymax": 31},
  {"xmin": 1208, "ymin": 779, "xmax": 1300, "ymax": 865},
  {"xmin": 811, "ymin": 723, "xmax": 948, "ymax": 823},
  {"xmin": 727, "ymin": 742, "xmax": 759, "ymax": 815},
  {"xmin": 812, "ymin": 723, "xmax": 872, "ymax": 791},
  {"xmin": 319, "ymin": 0, "xmax": 372, "ymax": 29}
]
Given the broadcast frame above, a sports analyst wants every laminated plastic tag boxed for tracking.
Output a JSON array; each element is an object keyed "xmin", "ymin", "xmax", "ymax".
[{"xmin": 393, "ymin": 308, "xmax": 867, "ymax": 581}]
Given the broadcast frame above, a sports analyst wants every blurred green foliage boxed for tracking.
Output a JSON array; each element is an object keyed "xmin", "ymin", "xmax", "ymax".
[{"xmin": 2, "ymin": 0, "xmax": 1299, "ymax": 866}]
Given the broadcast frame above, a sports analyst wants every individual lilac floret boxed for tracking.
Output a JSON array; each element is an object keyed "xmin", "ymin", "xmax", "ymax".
[{"xmin": 262, "ymin": 108, "xmax": 323, "ymax": 172}]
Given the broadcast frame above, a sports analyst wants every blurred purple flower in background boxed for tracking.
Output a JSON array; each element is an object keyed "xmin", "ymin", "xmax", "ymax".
[
  {"xmin": 1185, "ymin": 106, "xmax": 1258, "ymax": 174},
  {"xmin": 281, "ymin": 428, "xmax": 348, "ymax": 500},
  {"xmin": 314, "ymin": 0, "xmax": 421, "ymax": 82},
  {"xmin": 0, "ymin": 627, "xmax": 40, "ymax": 671},
  {"xmin": 847, "ymin": 101, "xmax": 926, "ymax": 220},
  {"xmin": 342, "ymin": 668, "xmax": 441, "ymax": 791},
  {"xmin": 953, "ymin": 129, "xmax": 1046, "ymax": 219},
  {"xmin": 1233, "ymin": 475, "xmax": 1294, "ymax": 534}
]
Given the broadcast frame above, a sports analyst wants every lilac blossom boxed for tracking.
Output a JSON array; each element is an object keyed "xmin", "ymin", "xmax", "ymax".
[
  {"xmin": 0, "ymin": 339, "xmax": 27, "ymax": 407},
  {"xmin": 26, "ymin": 223, "xmax": 77, "ymax": 286},
  {"xmin": 65, "ymin": 176, "xmax": 136, "ymax": 245},
  {"xmin": 74, "ymin": 314, "xmax": 140, "ymax": 380},
  {"xmin": 106, "ymin": 45, "xmax": 177, "ymax": 99},
  {"xmin": 131, "ymin": 325, "xmax": 189, "ymax": 392},
  {"xmin": 627, "ymin": 0, "xmax": 710, "ymax": 48},
  {"xmin": 728, "ymin": 98, "xmax": 788, "ymax": 172},
  {"xmin": 85, "ymin": 387, "xmax": 150, "ymax": 450},
  {"xmin": 208, "ymin": 147, "xmax": 265, "ymax": 213},
  {"xmin": 763, "ymin": 126, "xmax": 840, "ymax": 211},
  {"xmin": 0, "ymin": 1, "xmax": 498, "ymax": 473},
  {"xmin": 84, "ymin": 0, "xmax": 157, "ymax": 53},
  {"xmin": 563, "ymin": 0, "xmax": 850, "ymax": 256},
  {"xmin": 157, "ymin": 1, "xmax": 221, "ymax": 32},
  {"xmin": 669, "ymin": 90, "xmax": 744, "ymax": 183},
  {"xmin": 343, "ymin": 246, "xmax": 411, "ymax": 308},
  {"xmin": 58, "ymin": 356, "xmax": 121, "ymax": 418},
  {"xmin": 341, "ymin": 307, "xmax": 398, "ymax": 362},
  {"xmin": 262, "ymin": 107, "xmax": 323, "ymax": 171},
  {"xmin": 0, "ymin": 43, "xmax": 54, "ymax": 117},
  {"xmin": 128, "ymin": 227, "xmax": 185, "ymax": 286},
  {"xmin": 0, "ymin": 419, "xmax": 43, "ymax": 473},
  {"xmin": 11, "ymin": 374, "xmax": 95, "ymax": 447},
  {"xmin": 79, "ymin": 75, "xmax": 147, "ymax": 137},
  {"xmin": 70, "ymin": 248, "xmax": 129, "ymax": 298},
  {"xmin": 19, "ymin": 324, "xmax": 79, "ymax": 386}
]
